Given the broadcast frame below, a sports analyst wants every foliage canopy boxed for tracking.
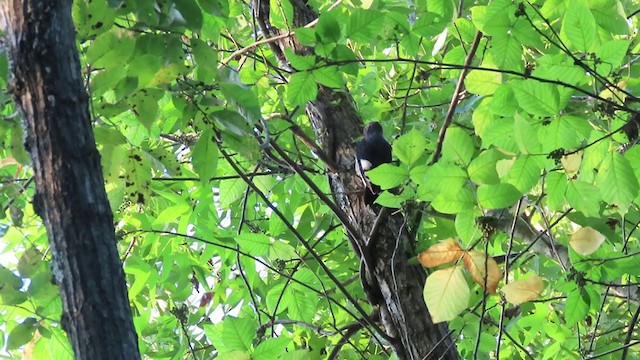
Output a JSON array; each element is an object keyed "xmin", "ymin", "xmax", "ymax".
[{"xmin": 2, "ymin": 0, "xmax": 640, "ymax": 358}]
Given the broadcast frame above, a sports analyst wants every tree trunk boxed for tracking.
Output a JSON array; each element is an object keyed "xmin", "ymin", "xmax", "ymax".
[
  {"xmin": 254, "ymin": 1, "xmax": 460, "ymax": 359},
  {"xmin": 0, "ymin": 2, "xmax": 140, "ymax": 359}
]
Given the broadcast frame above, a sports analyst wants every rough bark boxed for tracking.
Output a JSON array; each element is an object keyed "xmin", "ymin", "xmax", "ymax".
[
  {"xmin": 0, "ymin": 2, "xmax": 140, "ymax": 359},
  {"xmin": 254, "ymin": 1, "xmax": 460, "ymax": 359}
]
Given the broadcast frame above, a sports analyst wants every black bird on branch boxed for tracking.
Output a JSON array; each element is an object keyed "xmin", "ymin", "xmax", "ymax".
[{"xmin": 356, "ymin": 122, "xmax": 392, "ymax": 205}]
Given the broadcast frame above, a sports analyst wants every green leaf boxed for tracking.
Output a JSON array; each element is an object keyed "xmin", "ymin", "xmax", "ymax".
[
  {"xmin": 312, "ymin": 66, "xmax": 344, "ymax": 88},
  {"xmin": 545, "ymin": 172, "xmax": 568, "ymax": 211},
  {"xmin": 367, "ymin": 163, "xmax": 408, "ymax": 190},
  {"xmin": 442, "ymin": 127, "xmax": 475, "ymax": 165},
  {"xmin": 192, "ymin": 38, "xmax": 218, "ymax": 83},
  {"xmin": 565, "ymin": 289, "xmax": 589, "ymax": 325},
  {"xmin": 7, "ymin": 318, "xmax": 37, "ymax": 350},
  {"xmin": 412, "ymin": 12, "xmax": 448, "ymax": 37},
  {"xmin": 127, "ymin": 54, "xmax": 161, "ymax": 88},
  {"xmin": 346, "ymin": 9, "xmax": 384, "ymax": 42},
  {"xmin": 286, "ymin": 49, "xmax": 316, "ymax": 71},
  {"xmin": 431, "ymin": 187, "xmax": 476, "ymax": 214},
  {"xmin": 412, "ymin": 163, "xmax": 468, "ymax": 200},
  {"xmin": 566, "ymin": 180, "xmax": 601, "ymax": 217},
  {"xmin": 510, "ymin": 80, "xmax": 561, "ymax": 117},
  {"xmin": 295, "ymin": 27, "xmax": 316, "ymax": 46},
  {"xmin": 252, "ymin": 337, "xmax": 292, "ymax": 360},
  {"xmin": 596, "ymin": 40, "xmax": 630, "ymax": 71},
  {"xmin": 0, "ymin": 285, "xmax": 27, "ymax": 306},
  {"xmin": 219, "ymin": 82, "xmax": 261, "ymax": 122},
  {"xmin": 491, "ymin": 33, "xmax": 524, "ymax": 72},
  {"xmin": 393, "ymin": 130, "xmax": 427, "ymax": 166},
  {"xmin": 594, "ymin": 152, "xmax": 639, "ymax": 212},
  {"xmin": 0, "ymin": 264, "xmax": 23, "ymax": 290},
  {"xmin": 9, "ymin": 125, "xmax": 30, "ymax": 165},
  {"xmin": 218, "ymin": 178, "xmax": 246, "ymax": 209},
  {"xmin": 315, "ymin": 12, "xmax": 341, "ymax": 43},
  {"xmin": 174, "ymin": 0, "xmax": 203, "ymax": 31},
  {"xmin": 455, "ymin": 209, "xmax": 483, "ymax": 244},
  {"xmin": 477, "ymin": 183, "xmax": 521, "ymax": 209},
  {"xmin": 468, "ymin": 148, "xmax": 509, "ymax": 185},
  {"xmin": 221, "ymin": 317, "xmax": 258, "ymax": 352},
  {"xmin": 285, "ymin": 290, "xmax": 317, "ymax": 321},
  {"xmin": 513, "ymin": 113, "xmax": 542, "ymax": 154},
  {"xmin": 192, "ymin": 129, "xmax": 218, "ymax": 183},
  {"xmin": 375, "ymin": 189, "xmax": 412, "ymax": 208},
  {"xmin": 86, "ymin": 31, "xmax": 135, "ymax": 68},
  {"xmin": 153, "ymin": 203, "xmax": 191, "ymax": 225},
  {"xmin": 465, "ymin": 69, "xmax": 502, "ymax": 95},
  {"xmin": 482, "ymin": 0, "xmax": 512, "ymax": 36},
  {"xmin": 472, "ymin": 100, "xmax": 517, "ymax": 152},
  {"xmin": 269, "ymin": 0, "xmax": 294, "ymax": 29},
  {"xmin": 562, "ymin": 2, "xmax": 597, "ymax": 52},
  {"xmin": 17, "ymin": 248, "xmax": 42, "ymax": 278},
  {"xmin": 287, "ymin": 72, "xmax": 318, "ymax": 107},
  {"xmin": 505, "ymin": 156, "xmax": 542, "ymax": 193},
  {"xmin": 212, "ymin": 109, "xmax": 253, "ymax": 137},
  {"xmin": 236, "ymin": 233, "xmax": 271, "ymax": 257},
  {"xmin": 538, "ymin": 115, "xmax": 592, "ymax": 152}
]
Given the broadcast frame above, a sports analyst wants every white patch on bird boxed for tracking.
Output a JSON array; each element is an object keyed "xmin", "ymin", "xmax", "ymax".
[{"xmin": 360, "ymin": 159, "xmax": 372, "ymax": 171}]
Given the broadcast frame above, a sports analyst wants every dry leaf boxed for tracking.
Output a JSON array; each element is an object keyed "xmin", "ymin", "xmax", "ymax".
[
  {"xmin": 462, "ymin": 250, "xmax": 501, "ymax": 294},
  {"xmin": 502, "ymin": 275, "xmax": 544, "ymax": 305},
  {"xmin": 418, "ymin": 238, "xmax": 464, "ymax": 268},
  {"xmin": 570, "ymin": 226, "xmax": 605, "ymax": 255},
  {"xmin": 424, "ymin": 266, "xmax": 470, "ymax": 323}
]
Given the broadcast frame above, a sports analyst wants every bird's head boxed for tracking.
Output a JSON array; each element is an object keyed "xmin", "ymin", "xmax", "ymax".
[{"xmin": 363, "ymin": 121, "xmax": 383, "ymax": 140}]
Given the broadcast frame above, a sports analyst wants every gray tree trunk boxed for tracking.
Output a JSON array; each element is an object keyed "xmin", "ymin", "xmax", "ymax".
[{"xmin": 0, "ymin": 1, "xmax": 140, "ymax": 359}]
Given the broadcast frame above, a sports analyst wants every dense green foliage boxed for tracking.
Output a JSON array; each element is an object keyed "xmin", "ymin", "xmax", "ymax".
[{"xmin": 2, "ymin": 0, "xmax": 640, "ymax": 358}]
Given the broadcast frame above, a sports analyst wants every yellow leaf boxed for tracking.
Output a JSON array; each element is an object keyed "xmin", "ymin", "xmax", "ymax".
[
  {"xmin": 462, "ymin": 250, "xmax": 501, "ymax": 294},
  {"xmin": 570, "ymin": 226, "xmax": 605, "ymax": 255},
  {"xmin": 502, "ymin": 275, "xmax": 544, "ymax": 305},
  {"xmin": 561, "ymin": 151, "xmax": 582, "ymax": 174},
  {"xmin": 599, "ymin": 80, "xmax": 627, "ymax": 104},
  {"xmin": 424, "ymin": 266, "xmax": 470, "ymax": 323},
  {"xmin": 418, "ymin": 238, "xmax": 464, "ymax": 268}
]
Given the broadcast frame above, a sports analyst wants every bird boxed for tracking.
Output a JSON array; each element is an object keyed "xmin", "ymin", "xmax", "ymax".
[{"xmin": 355, "ymin": 122, "xmax": 392, "ymax": 205}]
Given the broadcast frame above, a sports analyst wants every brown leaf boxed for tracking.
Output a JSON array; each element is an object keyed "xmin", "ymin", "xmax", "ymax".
[
  {"xmin": 418, "ymin": 238, "xmax": 464, "ymax": 268},
  {"xmin": 462, "ymin": 250, "xmax": 501, "ymax": 294}
]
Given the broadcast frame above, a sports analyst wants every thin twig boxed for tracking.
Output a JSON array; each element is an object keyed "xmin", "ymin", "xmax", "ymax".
[{"xmin": 430, "ymin": 31, "xmax": 483, "ymax": 165}]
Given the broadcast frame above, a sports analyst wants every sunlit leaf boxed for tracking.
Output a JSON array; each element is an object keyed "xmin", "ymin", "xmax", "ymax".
[
  {"xmin": 441, "ymin": 127, "xmax": 475, "ymax": 165},
  {"xmin": 570, "ymin": 226, "xmax": 605, "ymax": 255},
  {"xmin": 562, "ymin": 2, "xmax": 597, "ymax": 52},
  {"xmin": 367, "ymin": 163, "xmax": 408, "ymax": 190},
  {"xmin": 424, "ymin": 267, "xmax": 470, "ymax": 323},
  {"xmin": 502, "ymin": 275, "xmax": 544, "ymax": 305},
  {"xmin": 561, "ymin": 152, "xmax": 582, "ymax": 174},
  {"xmin": 565, "ymin": 289, "xmax": 590, "ymax": 324},
  {"xmin": 595, "ymin": 152, "xmax": 639, "ymax": 212},
  {"xmin": 393, "ymin": 130, "xmax": 427, "ymax": 166},
  {"xmin": 465, "ymin": 69, "xmax": 502, "ymax": 95},
  {"xmin": 477, "ymin": 183, "xmax": 521, "ymax": 209}
]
